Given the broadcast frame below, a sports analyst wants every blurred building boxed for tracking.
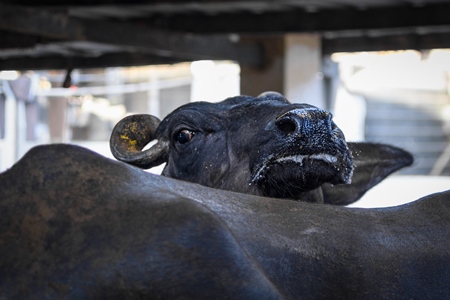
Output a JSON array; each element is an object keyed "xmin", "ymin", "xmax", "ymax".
[{"xmin": 0, "ymin": 61, "xmax": 239, "ymax": 172}]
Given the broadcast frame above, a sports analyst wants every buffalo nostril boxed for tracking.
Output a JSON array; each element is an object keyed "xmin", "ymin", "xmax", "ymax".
[{"xmin": 276, "ymin": 117, "xmax": 297, "ymax": 134}]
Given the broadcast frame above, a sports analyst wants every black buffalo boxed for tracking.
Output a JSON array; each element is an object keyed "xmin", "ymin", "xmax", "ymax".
[
  {"xmin": 0, "ymin": 144, "xmax": 449, "ymax": 299},
  {"xmin": 110, "ymin": 93, "xmax": 413, "ymax": 204}
]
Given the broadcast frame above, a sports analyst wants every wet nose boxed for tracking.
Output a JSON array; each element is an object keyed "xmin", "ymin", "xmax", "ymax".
[{"xmin": 275, "ymin": 108, "xmax": 333, "ymax": 136}]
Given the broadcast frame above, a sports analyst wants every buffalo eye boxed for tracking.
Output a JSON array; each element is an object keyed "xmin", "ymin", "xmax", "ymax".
[{"xmin": 175, "ymin": 129, "xmax": 195, "ymax": 144}]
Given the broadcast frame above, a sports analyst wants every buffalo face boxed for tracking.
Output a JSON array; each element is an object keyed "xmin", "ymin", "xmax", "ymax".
[
  {"xmin": 110, "ymin": 93, "xmax": 355, "ymax": 202},
  {"xmin": 249, "ymin": 104, "xmax": 354, "ymax": 200}
]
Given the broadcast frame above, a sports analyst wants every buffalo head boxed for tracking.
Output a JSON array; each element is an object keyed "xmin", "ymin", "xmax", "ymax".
[{"xmin": 110, "ymin": 93, "xmax": 412, "ymax": 204}]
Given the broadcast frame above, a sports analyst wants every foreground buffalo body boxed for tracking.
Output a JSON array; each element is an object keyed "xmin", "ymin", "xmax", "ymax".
[
  {"xmin": 1, "ymin": 145, "xmax": 449, "ymax": 299},
  {"xmin": 110, "ymin": 93, "xmax": 413, "ymax": 204}
]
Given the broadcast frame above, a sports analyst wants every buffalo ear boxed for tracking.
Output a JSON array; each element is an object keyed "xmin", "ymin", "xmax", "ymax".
[{"xmin": 322, "ymin": 142, "xmax": 413, "ymax": 205}]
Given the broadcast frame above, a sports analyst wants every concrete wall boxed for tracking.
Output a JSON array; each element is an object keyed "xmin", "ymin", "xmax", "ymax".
[{"xmin": 241, "ymin": 34, "xmax": 325, "ymax": 109}]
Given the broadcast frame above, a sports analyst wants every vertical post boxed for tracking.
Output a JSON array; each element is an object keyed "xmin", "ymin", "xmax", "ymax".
[
  {"xmin": 284, "ymin": 34, "xmax": 325, "ymax": 108},
  {"xmin": 240, "ymin": 36, "xmax": 285, "ymax": 97},
  {"xmin": 48, "ymin": 96, "xmax": 68, "ymax": 143},
  {"xmin": 0, "ymin": 81, "xmax": 17, "ymax": 171},
  {"xmin": 148, "ymin": 70, "xmax": 160, "ymax": 117}
]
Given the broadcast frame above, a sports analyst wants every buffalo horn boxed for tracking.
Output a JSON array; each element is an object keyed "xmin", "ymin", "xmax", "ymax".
[{"xmin": 110, "ymin": 114, "xmax": 168, "ymax": 169}]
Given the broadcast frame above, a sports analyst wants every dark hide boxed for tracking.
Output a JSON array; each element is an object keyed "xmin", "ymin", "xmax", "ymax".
[
  {"xmin": 111, "ymin": 93, "xmax": 413, "ymax": 204},
  {"xmin": 1, "ymin": 144, "xmax": 449, "ymax": 299}
]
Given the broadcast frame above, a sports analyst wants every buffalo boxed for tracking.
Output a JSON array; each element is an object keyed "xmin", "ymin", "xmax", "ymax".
[
  {"xmin": 0, "ymin": 144, "xmax": 449, "ymax": 299},
  {"xmin": 110, "ymin": 93, "xmax": 413, "ymax": 205},
  {"xmin": 0, "ymin": 93, "xmax": 430, "ymax": 299}
]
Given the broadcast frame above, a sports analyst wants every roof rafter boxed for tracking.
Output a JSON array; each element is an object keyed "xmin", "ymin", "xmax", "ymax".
[
  {"xmin": 140, "ymin": 3, "xmax": 450, "ymax": 34},
  {"xmin": 0, "ymin": 52, "xmax": 186, "ymax": 70},
  {"xmin": 0, "ymin": 4, "xmax": 263, "ymax": 67},
  {"xmin": 323, "ymin": 31, "xmax": 450, "ymax": 54}
]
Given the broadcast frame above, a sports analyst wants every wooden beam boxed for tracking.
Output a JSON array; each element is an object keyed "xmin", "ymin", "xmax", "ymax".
[
  {"xmin": 0, "ymin": 52, "xmax": 186, "ymax": 70},
  {"xmin": 0, "ymin": 4, "xmax": 263, "ymax": 66},
  {"xmin": 0, "ymin": 0, "xmax": 256, "ymax": 3},
  {"xmin": 142, "ymin": 3, "xmax": 450, "ymax": 34},
  {"xmin": 322, "ymin": 31, "xmax": 450, "ymax": 54},
  {"xmin": 0, "ymin": 0, "xmax": 320, "ymax": 5},
  {"xmin": 0, "ymin": 30, "xmax": 57, "ymax": 49}
]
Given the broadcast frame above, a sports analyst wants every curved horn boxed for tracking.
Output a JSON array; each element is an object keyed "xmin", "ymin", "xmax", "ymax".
[
  {"xmin": 110, "ymin": 114, "xmax": 169, "ymax": 169},
  {"xmin": 257, "ymin": 91, "xmax": 283, "ymax": 98},
  {"xmin": 257, "ymin": 91, "xmax": 289, "ymax": 103}
]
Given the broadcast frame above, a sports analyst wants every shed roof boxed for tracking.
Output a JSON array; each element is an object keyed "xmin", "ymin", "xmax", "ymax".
[{"xmin": 0, "ymin": 0, "xmax": 449, "ymax": 69}]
